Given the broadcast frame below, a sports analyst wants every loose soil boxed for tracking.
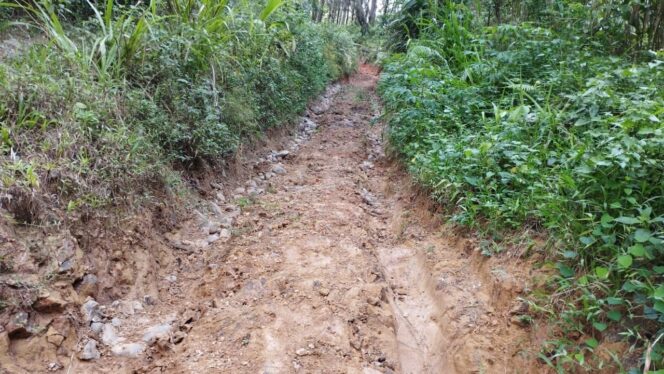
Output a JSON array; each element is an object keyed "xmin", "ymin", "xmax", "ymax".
[{"xmin": 1, "ymin": 65, "xmax": 544, "ymax": 373}]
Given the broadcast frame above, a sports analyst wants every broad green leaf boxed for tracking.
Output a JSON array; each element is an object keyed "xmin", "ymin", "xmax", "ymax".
[
  {"xmin": 595, "ymin": 267, "xmax": 610, "ymax": 279},
  {"xmin": 616, "ymin": 255, "xmax": 632, "ymax": 268},
  {"xmin": 593, "ymin": 321, "xmax": 607, "ymax": 331},
  {"xmin": 607, "ymin": 310, "xmax": 622, "ymax": 321},
  {"xmin": 654, "ymin": 285, "xmax": 664, "ymax": 300},
  {"xmin": 585, "ymin": 338, "xmax": 599, "ymax": 348},
  {"xmin": 557, "ymin": 263, "xmax": 574, "ymax": 278},
  {"xmin": 634, "ymin": 229, "xmax": 652, "ymax": 243},
  {"xmin": 629, "ymin": 244, "xmax": 645, "ymax": 257},
  {"xmin": 654, "ymin": 301, "xmax": 664, "ymax": 314},
  {"xmin": 614, "ymin": 216, "xmax": 639, "ymax": 224}
]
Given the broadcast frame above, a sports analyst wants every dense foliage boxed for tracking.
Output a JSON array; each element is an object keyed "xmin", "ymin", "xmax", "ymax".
[
  {"xmin": 379, "ymin": 1, "xmax": 663, "ymax": 371},
  {"xmin": 0, "ymin": 0, "xmax": 356, "ymax": 211}
]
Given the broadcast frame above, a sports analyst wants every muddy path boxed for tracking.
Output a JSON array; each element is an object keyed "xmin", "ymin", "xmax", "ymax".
[{"xmin": 28, "ymin": 65, "xmax": 539, "ymax": 374}]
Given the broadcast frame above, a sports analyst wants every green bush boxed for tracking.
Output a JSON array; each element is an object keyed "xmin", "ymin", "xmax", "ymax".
[
  {"xmin": 0, "ymin": 0, "xmax": 357, "ymax": 207},
  {"xmin": 379, "ymin": 4, "xmax": 663, "ymax": 371}
]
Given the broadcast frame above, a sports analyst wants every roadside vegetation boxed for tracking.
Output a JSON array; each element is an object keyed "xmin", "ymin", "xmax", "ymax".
[
  {"xmin": 0, "ymin": 0, "xmax": 356, "ymax": 220},
  {"xmin": 378, "ymin": 0, "xmax": 663, "ymax": 371}
]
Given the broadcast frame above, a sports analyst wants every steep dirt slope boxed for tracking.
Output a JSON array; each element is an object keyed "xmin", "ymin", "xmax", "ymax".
[{"xmin": 1, "ymin": 66, "xmax": 543, "ymax": 373}]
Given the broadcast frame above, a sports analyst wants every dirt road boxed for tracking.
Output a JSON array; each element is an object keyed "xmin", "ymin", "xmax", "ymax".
[{"xmin": 18, "ymin": 65, "xmax": 537, "ymax": 374}]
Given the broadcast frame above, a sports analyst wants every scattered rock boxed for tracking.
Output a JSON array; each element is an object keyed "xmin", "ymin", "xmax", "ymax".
[
  {"xmin": 219, "ymin": 229, "xmax": 231, "ymax": 241},
  {"xmin": 58, "ymin": 258, "xmax": 75, "ymax": 273},
  {"xmin": 234, "ymin": 187, "xmax": 246, "ymax": 194},
  {"xmin": 77, "ymin": 274, "xmax": 99, "ymax": 297},
  {"xmin": 101, "ymin": 324, "xmax": 119, "ymax": 345},
  {"xmin": 295, "ymin": 348, "xmax": 313, "ymax": 356},
  {"xmin": 111, "ymin": 342, "xmax": 145, "ymax": 358},
  {"xmin": 90, "ymin": 322, "xmax": 104, "ymax": 334},
  {"xmin": 111, "ymin": 317, "xmax": 122, "ymax": 327},
  {"xmin": 32, "ymin": 291, "xmax": 66, "ymax": 313},
  {"xmin": 45, "ymin": 326, "xmax": 65, "ymax": 347},
  {"xmin": 143, "ymin": 324, "xmax": 172, "ymax": 345},
  {"xmin": 209, "ymin": 202, "xmax": 224, "ymax": 217},
  {"xmin": 272, "ymin": 164, "xmax": 287, "ymax": 175},
  {"xmin": 360, "ymin": 161, "xmax": 374, "ymax": 172},
  {"xmin": 509, "ymin": 300, "xmax": 529, "ymax": 315},
  {"xmin": 81, "ymin": 299, "xmax": 100, "ymax": 323},
  {"xmin": 79, "ymin": 340, "xmax": 100, "ymax": 361},
  {"xmin": 165, "ymin": 274, "xmax": 177, "ymax": 283},
  {"xmin": 216, "ymin": 191, "xmax": 226, "ymax": 203},
  {"xmin": 7, "ymin": 311, "xmax": 31, "ymax": 339},
  {"xmin": 318, "ymin": 288, "xmax": 330, "ymax": 297},
  {"xmin": 210, "ymin": 182, "xmax": 223, "ymax": 190},
  {"xmin": 275, "ymin": 150, "xmax": 290, "ymax": 158},
  {"xmin": 47, "ymin": 362, "xmax": 63, "ymax": 371},
  {"xmin": 206, "ymin": 234, "xmax": 220, "ymax": 244},
  {"xmin": 143, "ymin": 295, "xmax": 157, "ymax": 306}
]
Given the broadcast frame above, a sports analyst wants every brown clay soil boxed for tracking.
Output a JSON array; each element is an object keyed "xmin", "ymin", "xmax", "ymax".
[{"xmin": 1, "ymin": 65, "xmax": 544, "ymax": 373}]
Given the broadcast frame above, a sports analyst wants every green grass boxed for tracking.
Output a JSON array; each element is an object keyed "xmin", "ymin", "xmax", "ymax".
[
  {"xmin": 378, "ymin": 2, "xmax": 663, "ymax": 372},
  {"xmin": 0, "ymin": 0, "xmax": 357, "ymax": 219}
]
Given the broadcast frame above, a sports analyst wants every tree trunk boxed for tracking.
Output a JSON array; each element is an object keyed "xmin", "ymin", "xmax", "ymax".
[
  {"xmin": 369, "ymin": 0, "xmax": 377, "ymax": 24},
  {"xmin": 354, "ymin": 0, "xmax": 369, "ymax": 34}
]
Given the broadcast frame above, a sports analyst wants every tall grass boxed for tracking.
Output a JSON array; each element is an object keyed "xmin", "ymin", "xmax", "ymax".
[{"xmin": 0, "ymin": 0, "xmax": 357, "ymax": 213}]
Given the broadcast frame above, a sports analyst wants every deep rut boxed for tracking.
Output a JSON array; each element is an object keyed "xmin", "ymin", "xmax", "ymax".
[{"xmin": 73, "ymin": 65, "xmax": 537, "ymax": 374}]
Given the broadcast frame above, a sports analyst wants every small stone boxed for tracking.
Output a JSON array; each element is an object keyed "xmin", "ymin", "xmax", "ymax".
[
  {"xmin": 117, "ymin": 301, "xmax": 134, "ymax": 316},
  {"xmin": 165, "ymin": 275, "xmax": 177, "ymax": 283},
  {"xmin": 143, "ymin": 295, "xmax": 156, "ymax": 306},
  {"xmin": 219, "ymin": 229, "xmax": 231, "ymax": 241},
  {"xmin": 79, "ymin": 340, "xmax": 100, "ymax": 361},
  {"xmin": 272, "ymin": 164, "xmax": 287, "ymax": 175},
  {"xmin": 81, "ymin": 298, "xmax": 100, "ymax": 323},
  {"xmin": 33, "ymin": 291, "xmax": 67, "ymax": 313},
  {"xmin": 210, "ymin": 182, "xmax": 223, "ymax": 190},
  {"xmin": 209, "ymin": 202, "xmax": 224, "ymax": 217},
  {"xmin": 295, "ymin": 348, "xmax": 312, "ymax": 356},
  {"xmin": 91, "ymin": 322, "xmax": 104, "ymax": 334},
  {"xmin": 216, "ymin": 192, "xmax": 226, "ymax": 203},
  {"xmin": 134, "ymin": 300, "xmax": 144, "ymax": 311},
  {"xmin": 246, "ymin": 180, "xmax": 258, "ymax": 188},
  {"xmin": 318, "ymin": 288, "xmax": 330, "ymax": 297},
  {"xmin": 234, "ymin": 187, "xmax": 246, "ymax": 194},
  {"xmin": 275, "ymin": 150, "xmax": 290, "ymax": 158},
  {"xmin": 78, "ymin": 274, "xmax": 98, "ymax": 297},
  {"xmin": 101, "ymin": 324, "xmax": 119, "ymax": 345},
  {"xmin": 142, "ymin": 324, "xmax": 172, "ymax": 345},
  {"xmin": 111, "ymin": 317, "xmax": 122, "ymax": 327},
  {"xmin": 111, "ymin": 342, "xmax": 145, "ymax": 358},
  {"xmin": 58, "ymin": 258, "xmax": 75, "ymax": 273},
  {"xmin": 206, "ymin": 234, "xmax": 221, "ymax": 244}
]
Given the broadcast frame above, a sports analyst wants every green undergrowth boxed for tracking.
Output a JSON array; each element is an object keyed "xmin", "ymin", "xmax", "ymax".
[
  {"xmin": 378, "ymin": 2, "xmax": 663, "ymax": 372},
  {"xmin": 0, "ymin": 0, "xmax": 356, "ymax": 218}
]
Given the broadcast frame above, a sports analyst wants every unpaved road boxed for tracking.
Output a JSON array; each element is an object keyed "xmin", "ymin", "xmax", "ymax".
[{"xmin": 24, "ymin": 65, "xmax": 537, "ymax": 373}]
